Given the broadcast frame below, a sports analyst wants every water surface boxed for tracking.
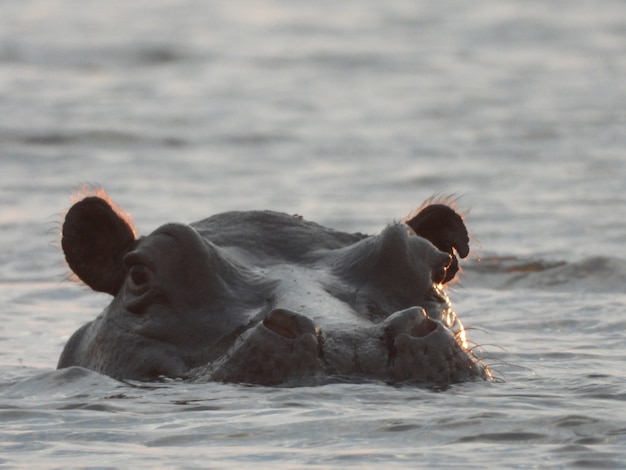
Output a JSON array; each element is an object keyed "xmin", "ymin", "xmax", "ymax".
[{"xmin": 1, "ymin": 0, "xmax": 625, "ymax": 468}]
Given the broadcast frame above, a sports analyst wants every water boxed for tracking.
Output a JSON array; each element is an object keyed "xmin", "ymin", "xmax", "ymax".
[{"xmin": 1, "ymin": 0, "xmax": 625, "ymax": 467}]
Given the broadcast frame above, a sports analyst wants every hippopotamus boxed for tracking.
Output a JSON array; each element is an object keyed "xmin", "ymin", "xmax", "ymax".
[{"xmin": 57, "ymin": 191, "xmax": 491, "ymax": 385}]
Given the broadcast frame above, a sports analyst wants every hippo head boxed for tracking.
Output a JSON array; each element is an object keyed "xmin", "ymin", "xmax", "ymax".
[{"xmin": 58, "ymin": 192, "xmax": 491, "ymax": 385}]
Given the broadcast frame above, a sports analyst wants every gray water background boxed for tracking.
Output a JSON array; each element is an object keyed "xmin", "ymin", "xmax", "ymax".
[{"xmin": 1, "ymin": 0, "xmax": 625, "ymax": 468}]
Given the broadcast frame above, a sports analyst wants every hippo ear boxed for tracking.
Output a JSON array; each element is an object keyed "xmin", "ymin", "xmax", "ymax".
[
  {"xmin": 62, "ymin": 196, "xmax": 136, "ymax": 295},
  {"xmin": 404, "ymin": 203, "xmax": 469, "ymax": 283}
]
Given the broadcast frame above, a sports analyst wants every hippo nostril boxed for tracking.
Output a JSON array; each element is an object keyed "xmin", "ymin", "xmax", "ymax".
[
  {"xmin": 408, "ymin": 318, "xmax": 437, "ymax": 338},
  {"xmin": 264, "ymin": 317, "xmax": 298, "ymax": 339},
  {"xmin": 264, "ymin": 309, "xmax": 301, "ymax": 339},
  {"xmin": 263, "ymin": 309, "xmax": 316, "ymax": 339}
]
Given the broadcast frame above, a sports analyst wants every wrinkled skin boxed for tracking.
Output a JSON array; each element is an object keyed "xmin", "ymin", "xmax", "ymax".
[{"xmin": 58, "ymin": 193, "xmax": 491, "ymax": 385}]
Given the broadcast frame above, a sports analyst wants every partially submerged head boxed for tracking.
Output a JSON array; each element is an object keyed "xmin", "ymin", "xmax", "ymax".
[{"xmin": 58, "ymin": 190, "xmax": 489, "ymax": 385}]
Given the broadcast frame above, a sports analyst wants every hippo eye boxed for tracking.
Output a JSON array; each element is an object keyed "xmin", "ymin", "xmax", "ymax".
[
  {"xmin": 432, "ymin": 254, "xmax": 453, "ymax": 284},
  {"xmin": 123, "ymin": 253, "xmax": 154, "ymax": 294},
  {"xmin": 129, "ymin": 265, "xmax": 151, "ymax": 288}
]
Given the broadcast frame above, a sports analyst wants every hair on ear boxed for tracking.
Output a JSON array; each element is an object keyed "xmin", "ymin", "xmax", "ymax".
[
  {"xmin": 69, "ymin": 185, "xmax": 136, "ymax": 237},
  {"xmin": 62, "ymin": 187, "xmax": 137, "ymax": 295}
]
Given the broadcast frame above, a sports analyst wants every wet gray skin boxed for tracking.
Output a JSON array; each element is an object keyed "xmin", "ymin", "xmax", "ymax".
[{"xmin": 58, "ymin": 194, "xmax": 491, "ymax": 386}]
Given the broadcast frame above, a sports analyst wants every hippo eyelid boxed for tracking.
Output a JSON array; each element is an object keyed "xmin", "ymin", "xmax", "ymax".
[
  {"xmin": 428, "ymin": 252, "xmax": 451, "ymax": 268},
  {"xmin": 123, "ymin": 251, "xmax": 154, "ymax": 272}
]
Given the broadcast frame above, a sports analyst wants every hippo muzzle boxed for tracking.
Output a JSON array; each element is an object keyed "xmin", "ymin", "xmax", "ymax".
[{"xmin": 58, "ymin": 191, "xmax": 491, "ymax": 385}]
